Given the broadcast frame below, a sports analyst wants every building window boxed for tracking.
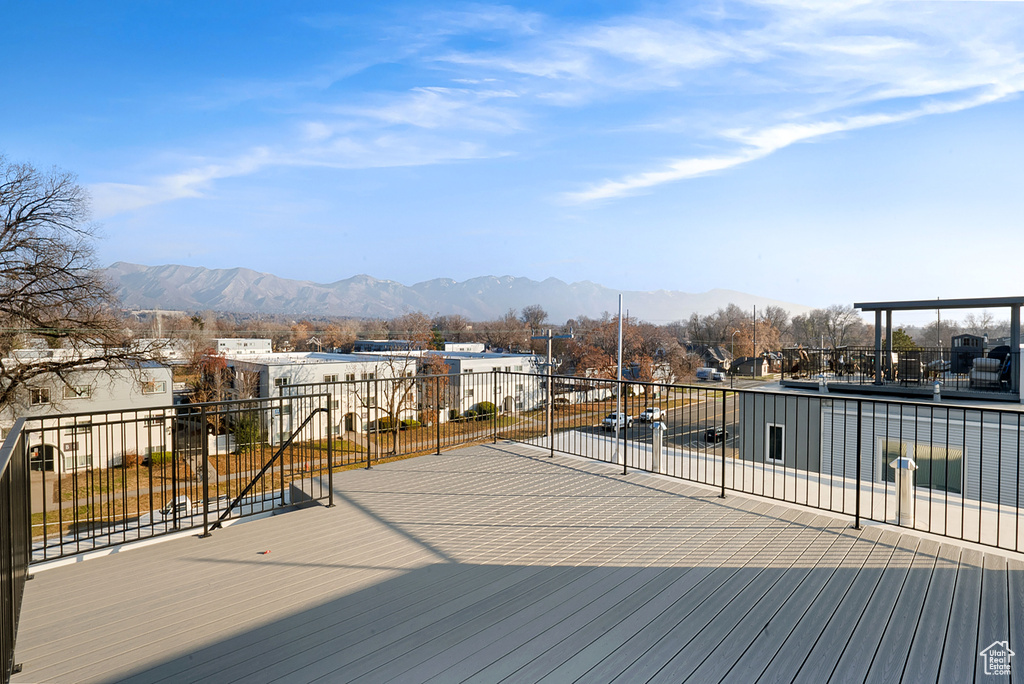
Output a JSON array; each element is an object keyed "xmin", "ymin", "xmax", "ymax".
[
  {"xmin": 463, "ymin": 368, "xmax": 474, "ymax": 374},
  {"xmin": 142, "ymin": 380, "xmax": 167, "ymax": 395},
  {"xmin": 30, "ymin": 388, "xmax": 51, "ymax": 405},
  {"xmin": 515, "ymin": 366, "xmax": 523, "ymax": 372},
  {"xmin": 63, "ymin": 385, "xmax": 92, "ymax": 400},
  {"xmin": 324, "ymin": 374, "xmax": 338, "ymax": 383},
  {"xmin": 880, "ymin": 439, "xmax": 962, "ymax": 494},
  {"xmin": 361, "ymin": 372, "xmax": 375, "ymax": 381},
  {"xmin": 274, "ymin": 377, "xmax": 290, "ymax": 388},
  {"xmin": 64, "ymin": 423, "xmax": 92, "ymax": 436},
  {"xmin": 464, "ymin": 388, "xmax": 474, "ymax": 400},
  {"xmin": 766, "ymin": 424, "xmax": 784, "ymax": 462},
  {"xmin": 345, "ymin": 373, "xmax": 356, "ymax": 382}
]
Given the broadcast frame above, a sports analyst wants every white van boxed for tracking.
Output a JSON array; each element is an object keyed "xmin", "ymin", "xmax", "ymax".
[{"xmin": 696, "ymin": 368, "xmax": 726, "ymax": 382}]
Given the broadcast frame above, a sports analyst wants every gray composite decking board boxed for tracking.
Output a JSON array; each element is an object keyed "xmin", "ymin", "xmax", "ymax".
[
  {"xmin": 523, "ymin": 503, "xmax": 797, "ymax": 683},
  {"xmin": 133, "ymin": 562, "xmax": 517, "ymax": 684},
  {"xmin": 712, "ymin": 524, "xmax": 872, "ymax": 684},
  {"xmin": 788, "ymin": 528, "xmax": 904, "ymax": 684},
  {"xmin": 607, "ymin": 512, "xmax": 827, "ymax": 684},
  {"xmin": 862, "ymin": 538, "xmax": 942, "ymax": 684},
  {"xmin": 29, "ymin": 526, "xmax": 447, "ymax": 681},
  {"xmin": 419, "ymin": 500, "xmax": 765, "ymax": 684},
  {"xmin": 421, "ymin": 564, "xmax": 694, "ymax": 684},
  {"xmin": 975, "ymin": 552, "xmax": 1011, "ymax": 684},
  {"xmin": 211, "ymin": 564, "xmax": 572, "ymax": 684},
  {"xmin": 577, "ymin": 510, "xmax": 823, "ymax": 684},
  {"xmin": 901, "ymin": 541, "xmax": 963, "ymax": 683},
  {"xmin": 1009, "ymin": 559, "xmax": 1024, "ymax": 682},
  {"xmin": 681, "ymin": 520, "xmax": 864, "ymax": 684},
  {"xmin": 382, "ymin": 565, "xmax": 669, "ymax": 684},
  {"xmin": 460, "ymin": 504, "xmax": 788, "ymax": 684},
  {"xmin": 749, "ymin": 524, "xmax": 887, "ymax": 684},
  {"xmin": 642, "ymin": 516, "xmax": 847, "ymax": 684},
  {"xmin": 26, "ymin": 527, "xmax": 426, "ymax": 645},
  {"xmin": 20, "ymin": 519, "xmax": 437, "ymax": 677},
  {"xmin": 938, "ymin": 548, "xmax": 984, "ymax": 684},
  {"xmin": 223, "ymin": 559, "xmax": 613, "ymax": 684},
  {"xmin": 824, "ymin": 535, "xmax": 923, "ymax": 683},
  {"xmin": 25, "ymin": 503, "xmax": 417, "ymax": 621}
]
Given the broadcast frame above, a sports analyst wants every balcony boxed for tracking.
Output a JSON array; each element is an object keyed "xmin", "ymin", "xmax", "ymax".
[
  {"xmin": 780, "ymin": 346, "xmax": 1021, "ymax": 401},
  {"xmin": 11, "ymin": 443, "xmax": 1021, "ymax": 683},
  {"xmin": 4, "ymin": 373, "xmax": 1024, "ymax": 682}
]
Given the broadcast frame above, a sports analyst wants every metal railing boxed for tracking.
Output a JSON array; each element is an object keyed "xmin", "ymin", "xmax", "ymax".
[
  {"xmin": 497, "ymin": 372, "xmax": 1024, "ymax": 553},
  {"xmin": 23, "ymin": 394, "xmax": 337, "ymax": 562},
  {"xmin": 1, "ymin": 420, "xmax": 30, "ymax": 683},
  {"xmin": 14, "ymin": 368, "xmax": 1024, "ymax": 565},
  {"xmin": 779, "ymin": 346, "xmax": 1020, "ymax": 395}
]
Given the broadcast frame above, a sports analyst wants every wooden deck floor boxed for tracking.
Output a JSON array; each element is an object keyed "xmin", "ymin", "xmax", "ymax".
[{"xmin": 13, "ymin": 443, "xmax": 1023, "ymax": 683}]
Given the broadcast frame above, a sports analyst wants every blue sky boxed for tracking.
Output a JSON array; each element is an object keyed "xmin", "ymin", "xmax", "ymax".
[{"xmin": 4, "ymin": 0, "xmax": 1024, "ymax": 309}]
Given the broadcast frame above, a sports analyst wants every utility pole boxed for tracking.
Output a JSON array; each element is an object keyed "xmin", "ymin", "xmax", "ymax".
[
  {"xmin": 531, "ymin": 328, "xmax": 573, "ymax": 457},
  {"xmin": 752, "ymin": 305, "xmax": 757, "ymax": 378}
]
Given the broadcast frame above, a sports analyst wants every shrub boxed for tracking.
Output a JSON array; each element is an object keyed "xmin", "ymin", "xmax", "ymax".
[
  {"xmin": 475, "ymin": 401, "xmax": 497, "ymax": 421},
  {"xmin": 121, "ymin": 451, "xmax": 139, "ymax": 469},
  {"xmin": 462, "ymin": 410, "xmax": 477, "ymax": 421},
  {"xmin": 449, "ymin": 409, "xmax": 460, "ymax": 421},
  {"xmin": 146, "ymin": 451, "xmax": 173, "ymax": 466},
  {"xmin": 400, "ymin": 418, "xmax": 421, "ymax": 430}
]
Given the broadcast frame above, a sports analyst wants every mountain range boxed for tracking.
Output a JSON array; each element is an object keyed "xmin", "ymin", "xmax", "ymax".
[{"xmin": 105, "ymin": 262, "xmax": 813, "ymax": 323}]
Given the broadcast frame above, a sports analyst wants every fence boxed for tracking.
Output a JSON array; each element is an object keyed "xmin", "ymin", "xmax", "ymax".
[
  {"xmin": 500, "ymin": 372, "xmax": 1024, "ymax": 553},
  {"xmin": 779, "ymin": 346, "xmax": 1020, "ymax": 396},
  {"xmin": 22, "ymin": 394, "xmax": 339, "ymax": 563},
  {"xmin": 21, "ymin": 371, "xmax": 535, "ymax": 564},
  {"xmin": 1, "ymin": 420, "xmax": 30, "ymax": 684},
  {"xmin": 13, "ymin": 369, "xmax": 1024, "ymax": 566}
]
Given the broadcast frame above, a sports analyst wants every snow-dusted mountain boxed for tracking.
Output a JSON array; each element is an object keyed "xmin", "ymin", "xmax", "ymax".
[{"xmin": 105, "ymin": 262, "xmax": 812, "ymax": 322}]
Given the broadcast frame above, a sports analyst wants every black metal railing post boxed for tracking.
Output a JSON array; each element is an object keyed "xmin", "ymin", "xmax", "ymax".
[
  {"xmin": 854, "ymin": 399, "xmax": 862, "ymax": 530},
  {"xmin": 435, "ymin": 376, "xmax": 442, "ymax": 456},
  {"xmin": 200, "ymin": 406, "xmax": 211, "ymax": 538},
  {"xmin": 720, "ymin": 388, "xmax": 727, "ymax": 499},
  {"xmin": 621, "ymin": 379, "xmax": 628, "ymax": 476},
  {"xmin": 1, "ymin": 420, "xmax": 30, "ymax": 682},
  {"xmin": 492, "ymin": 369, "xmax": 499, "ymax": 444},
  {"xmin": 327, "ymin": 399, "xmax": 334, "ymax": 508}
]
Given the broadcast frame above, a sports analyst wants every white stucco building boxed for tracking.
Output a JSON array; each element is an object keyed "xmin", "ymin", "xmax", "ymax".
[
  {"xmin": 226, "ymin": 352, "xmax": 418, "ymax": 441},
  {"xmin": 1, "ymin": 352, "xmax": 174, "ymax": 474}
]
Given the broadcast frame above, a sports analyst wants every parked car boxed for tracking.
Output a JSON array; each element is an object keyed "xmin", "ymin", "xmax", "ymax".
[
  {"xmin": 704, "ymin": 426, "xmax": 729, "ymax": 443},
  {"xmin": 639, "ymin": 407, "xmax": 664, "ymax": 422},
  {"xmin": 601, "ymin": 412, "xmax": 633, "ymax": 431}
]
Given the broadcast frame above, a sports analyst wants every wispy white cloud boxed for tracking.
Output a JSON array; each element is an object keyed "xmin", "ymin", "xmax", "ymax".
[
  {"xmin": 95, "ymin": 0, "xmax": 1024, "ymax": 214},
  {"xmin": 564, "ymin": 81, "xmax": 1021, "ymax": 203}
]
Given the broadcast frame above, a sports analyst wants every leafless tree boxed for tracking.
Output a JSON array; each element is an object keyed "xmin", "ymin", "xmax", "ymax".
[
  {"xmin": 0, "ymin": 156, "xmax": 162, "ymax": 409},
  {"xmin": 433, "ymin": 314, "xmax": 470, "ymax": 342},
  {"xmin": 520, "ymin": 305, "xmax": 547, "ymax": 333}
]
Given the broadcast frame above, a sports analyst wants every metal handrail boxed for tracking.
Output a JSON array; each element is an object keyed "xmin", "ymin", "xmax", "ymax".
[{"xmin": 210, "ymin": 407, "xmax": 328, "ymax": 530}]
